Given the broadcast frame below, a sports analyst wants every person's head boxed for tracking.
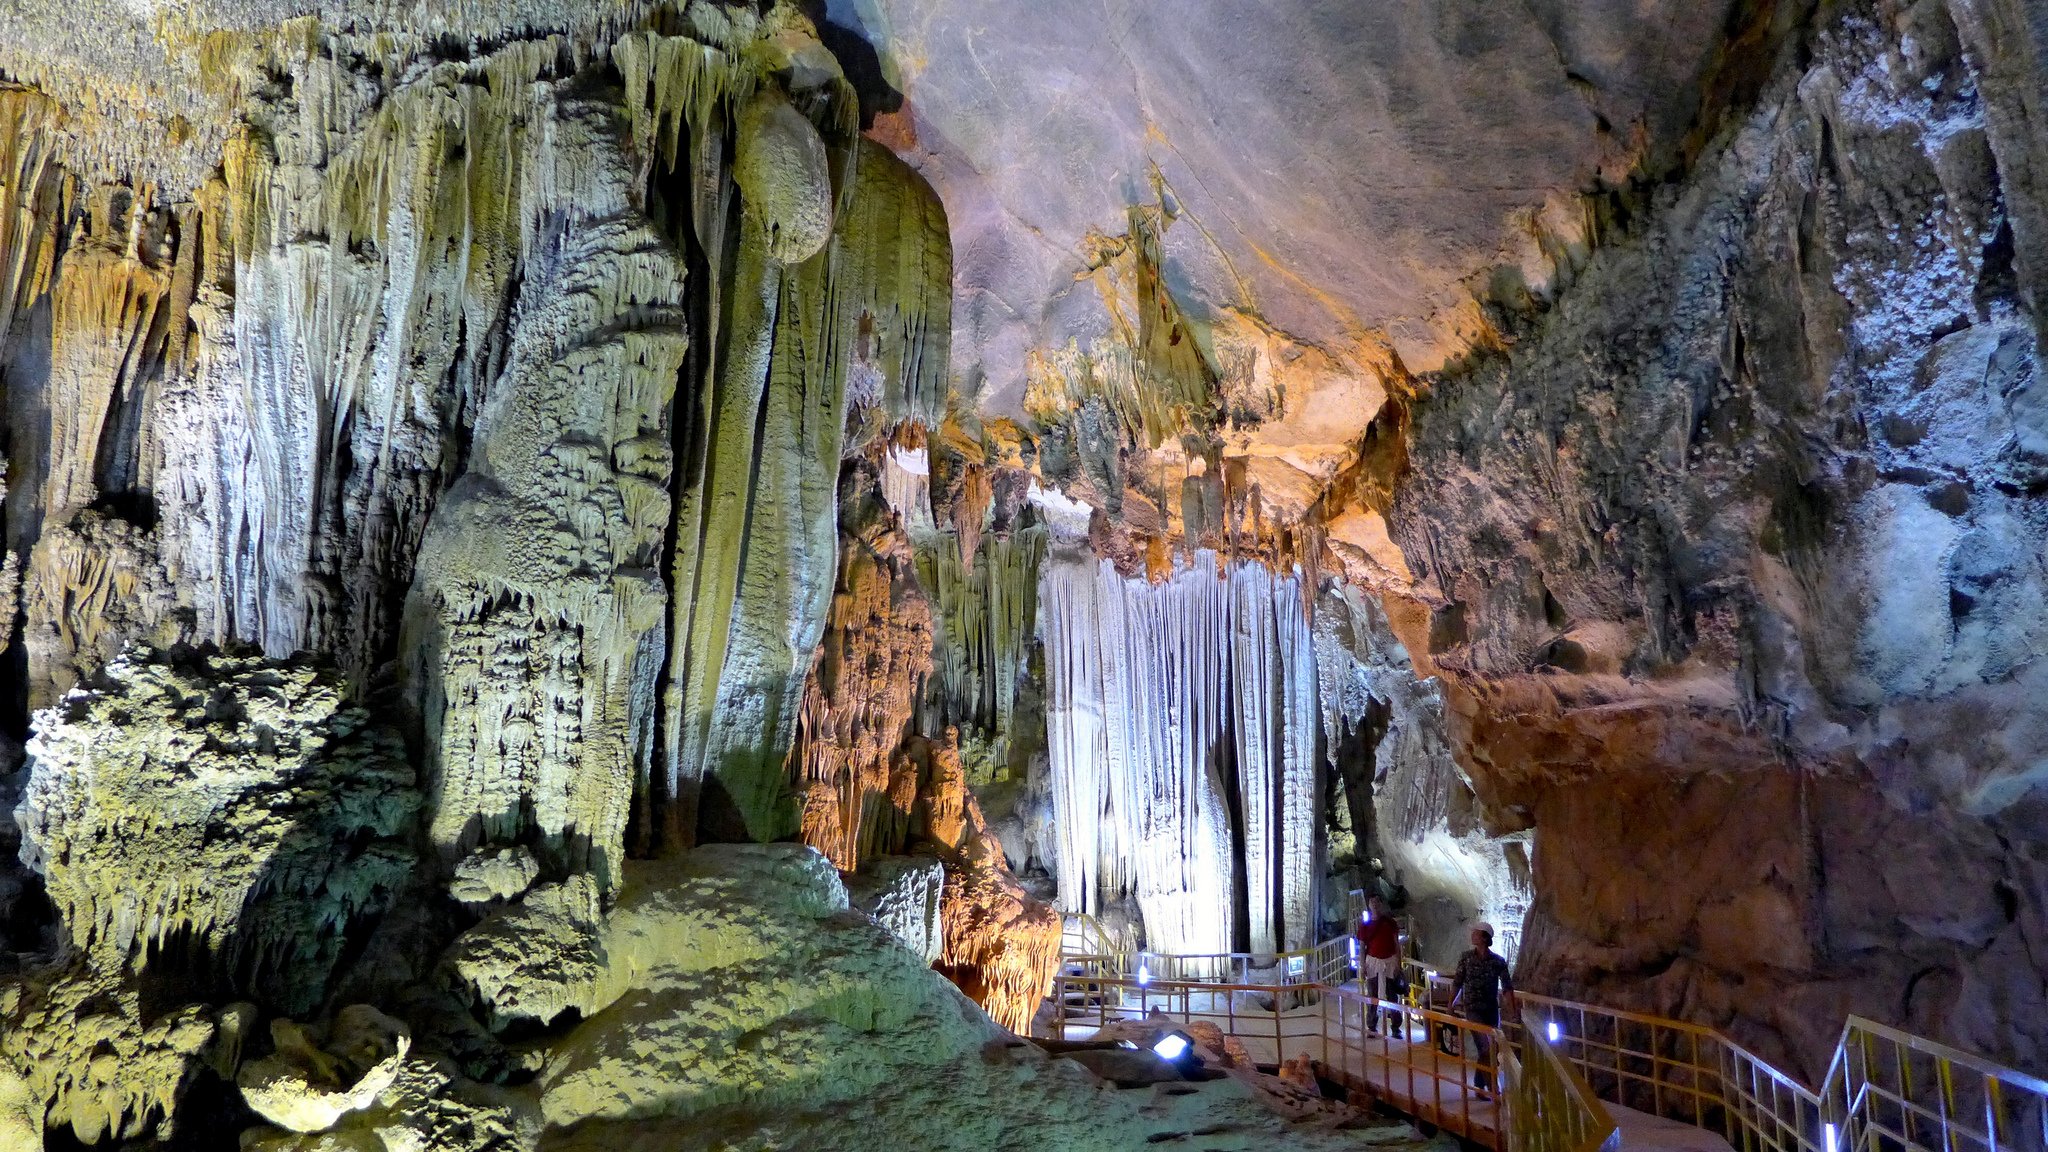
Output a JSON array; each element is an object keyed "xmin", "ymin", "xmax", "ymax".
[
  {"xmin": 1368, "ymin": 895, "xmax": 1388, "ymax": 918},
  {"xmin": 1469, "ymin": 922, "xmax": 1494, "ymax": 950}
]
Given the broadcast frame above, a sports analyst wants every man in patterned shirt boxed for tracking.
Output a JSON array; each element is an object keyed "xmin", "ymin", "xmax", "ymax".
[{"xmin": 1450, "ymin": 922, "xmax": 1515, "ymax": 1095}]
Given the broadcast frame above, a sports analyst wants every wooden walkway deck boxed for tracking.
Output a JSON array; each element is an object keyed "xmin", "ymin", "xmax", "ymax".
[
  {"xmin": 1060, "ymin": 995, "xmax": 1735, "ymax": 1152},
  {"xmin": 1062, "ymin": 997, "xmax": 1507, "ymax": 1145}
]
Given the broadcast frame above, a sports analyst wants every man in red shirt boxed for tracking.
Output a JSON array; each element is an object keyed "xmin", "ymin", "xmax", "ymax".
[{"xmin": 1355, "ymin": 895, "xmax": 1403, "ymax": 1037}]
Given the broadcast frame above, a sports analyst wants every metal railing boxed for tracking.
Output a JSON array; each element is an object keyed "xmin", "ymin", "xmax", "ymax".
[
  {"xmin": 1063, "ymin": 939, "xmax": 1354, "ymax": 988},
  {"xmin": 1045, "ymin": 973, "xmax": 1524, "ymax": 1146},
  {"xmin": 1508, "ymin": 1003, "xmax": 1621, "ymax": 1152},
  {"xmin": 1515, "ymin": 996, "xmax": 2048, "ymax": 1152},
  {"xmin": 1059, "ymin": 913, "xmax": 1130, "ymax": 965},
  {"xmin": 1055, "ymin": 940, "xmax": 2048, "ymax": 1152},
  {"xmin": 1825, "ymin": 1017, "xmax": 2048, "ymax": 1152}
]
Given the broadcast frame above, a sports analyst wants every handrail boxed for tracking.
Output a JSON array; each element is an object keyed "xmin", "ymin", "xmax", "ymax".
[
  {"xmin": 1056, "ymin": 939, "xmax": 2048, "ymax": 1152},
  {"xmin": 1508, "ymin": 1003, "xmax": 1620, "ymax": 1152},
  {"xmin": 1046, "ymin": 971, "xmax": 1511, "ymax": 1146}
]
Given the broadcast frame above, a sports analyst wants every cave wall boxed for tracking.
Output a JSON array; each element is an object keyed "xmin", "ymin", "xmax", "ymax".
[{"xmin": 1392, "ymin": 0, "xmax": 2048, "ymax": 1073}]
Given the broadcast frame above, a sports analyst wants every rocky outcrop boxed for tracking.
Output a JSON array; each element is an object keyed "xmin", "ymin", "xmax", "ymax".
[
  {"xmin": 238, "ymin": 1006, "xmax": 412, "ymax": 1134},
  {"xmin": 15, "ymin": 650, "xmax": 416, "ymax": 1007},
  {"xmin": 1386, "ymin": 0, "xmax": 2048, "ymax": 1075}
]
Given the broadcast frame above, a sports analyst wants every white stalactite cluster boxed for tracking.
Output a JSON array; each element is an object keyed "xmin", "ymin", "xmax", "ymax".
[{"xmin": 1040, "ymin": 545, "xmax": 1318, "ymax": 957}]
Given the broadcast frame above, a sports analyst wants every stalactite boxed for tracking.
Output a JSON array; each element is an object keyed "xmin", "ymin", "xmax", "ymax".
[
  {"xmin": 16, "ymin": 184, "xmax": 184, "ymax": 706},
  {"xmin": 952, "ymin": 463, "xmax": 991, "ymax": 571},
  {"xmin": 0, "ymin": 85, "xmax": 69, "ymax": 350},
  {"xmin": 1039, "ymin": 544, "xmax": 1319, "ymax": 957},
  {"xmin": 914, "ymin": 523, "xmax": 1046, "ymax": 774},
  {"xmin": 171, "ymin": 39, "xmax": 568, "ymax": 681},
  {"xmin": 878, "ymin": 428, "xmax": 938, "ymax": 537}
]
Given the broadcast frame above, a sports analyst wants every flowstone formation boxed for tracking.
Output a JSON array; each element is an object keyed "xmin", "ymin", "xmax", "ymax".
[{"xmin": 451, "ymin": 843, "xmax": 1388, "ymax": 1152}]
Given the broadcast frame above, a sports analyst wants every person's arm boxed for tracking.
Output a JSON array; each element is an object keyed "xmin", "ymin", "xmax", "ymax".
[{"xmin": 1499, "ymin": 960, "xmax": 1517, "ymax": 1016}]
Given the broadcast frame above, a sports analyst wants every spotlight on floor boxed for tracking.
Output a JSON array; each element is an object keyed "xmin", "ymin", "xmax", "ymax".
[{"xmin": 1152, "ymin": 1031, "xmax": 1193, "ymax": 1062}]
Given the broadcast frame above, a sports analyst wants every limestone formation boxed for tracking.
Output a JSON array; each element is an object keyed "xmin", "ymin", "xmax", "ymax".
[
  {"xmin": 847, "ymin": 855, "xmax": 946, "ymax": 965},
  {"xmin": 1379, "ymin": 0, "xmax": 2048, "ymax": 1073},
  {"xmin": 238, "ymin": 1006, "xmax": 412, "ymax": 1133},
  {"xmin": 1040, "ymin": 545, "xmax": 1319, "ymax": 957},
  {"xmin": 444, "ymin": 876, "xmax": 604, "ymax": 1032},
  {"xmin": 0, "ymin": 964, "xmax": 215, "ymax": 1146},
  {"xmin": 790, "ymin": 492, "xmax": 933, "ymax": 871},
  {"xmin": 1315, "ymin": 584, "xmax": 1529, "ymax": 965},
  {"xmin": 15, "ymin": 649, "xmax": 416, "ymax": 1007},
  {"xmin": 734, "ymin": 89, "xmax": 836, "ymax": 265},
  {"xmin": 447, "ymin": 848, "xmax": 542, "ymax": 908},
  {"xmin": 2, "ymin": 0, "xmax": 2047, "ymax": 1143}
]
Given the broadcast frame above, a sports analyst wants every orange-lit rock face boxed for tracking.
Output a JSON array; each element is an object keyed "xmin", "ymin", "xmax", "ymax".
[
  {"xmin": 910, "ymin": 729, "xmax": 1061, "ymax": 1035},
  {"xmin": 790, "ymin": 483, "xmax": 1059, "ymax": 1033},
  {"xmin": 793, "ymin": 535, "xmax": 934, "ymax": 872}
]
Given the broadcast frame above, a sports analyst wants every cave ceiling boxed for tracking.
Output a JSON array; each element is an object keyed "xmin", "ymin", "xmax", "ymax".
[{"xmin": 832, "ymin": 0, "xmax": 1741, "ymax": 428}]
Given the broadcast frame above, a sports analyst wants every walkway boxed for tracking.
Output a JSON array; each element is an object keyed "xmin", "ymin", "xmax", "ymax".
[
  {"xmin": 1056, "ymin": 990, "xmax": 1734, "ymax": 1152},
  {"xmin": 1046, "ymin": 947, "xmax": 2048, "ymax": 1152}
]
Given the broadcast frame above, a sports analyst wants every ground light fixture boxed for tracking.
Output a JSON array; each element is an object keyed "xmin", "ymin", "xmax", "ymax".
[
  {"xmin": 1137, "ymin": 963, "xmax": 1152, "ymax": 987},
  {"xmin": 1547, "ymin": 1021, "xmax": 1561, "ymax": 1043},
  {"xmin": 1152, "ymin": 1031, "xmax": 1194, "ymax": 1062},
  {"xmin": 1826, "ymin": 1123, "xmax": 1839, "ymax": 1152}
]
